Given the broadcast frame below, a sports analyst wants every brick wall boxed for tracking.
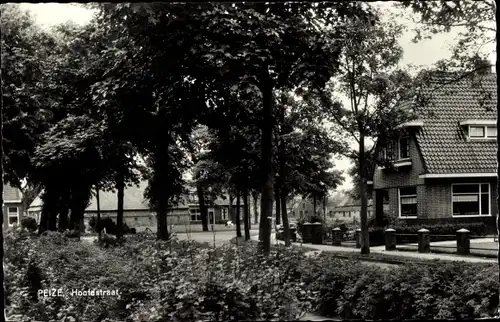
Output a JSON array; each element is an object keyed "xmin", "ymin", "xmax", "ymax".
[
  {"xmin": 373, "ymin": 136, "xmax": 426, "ymax": 190},
  {"xmin": 423, "ymin": 178, "xmax": 498, "ymax": 218},
  {"xmin": 381, "ymin": 178, "xmax": 498, "ymax": 221}
]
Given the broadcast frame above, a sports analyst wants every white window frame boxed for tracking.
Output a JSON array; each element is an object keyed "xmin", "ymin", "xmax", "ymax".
[
  {"xmin": 451, "ymin": 183, "xmax": 491, "ymax": 217},
  {"xmin": 7, "ymin": 206, "xmax": 19, "ymax": 227},
  {"xmin": 398, "ymin": 137, "xmax": 410, "ymax": 160},
  {"xmin": 398, "ymin": 187, "xmax": 418, "ymax": 219},
  {"xmin": 189, "ymin": 208, "xmax": 202, "ymax": 221},
  {"xmin": 221, "ymin": 208, "xmax": 228, "ymax": 221},
  {"xmin": 468, "ymin": 125, "xmax": 497, "ymax": 139}
]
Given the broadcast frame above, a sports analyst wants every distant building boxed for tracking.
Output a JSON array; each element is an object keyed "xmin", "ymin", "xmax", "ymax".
[
  {"xmin": 28, "ymin": 181, "xmax": 244, "ymax": 230},
  {"xmin": 3, "ymin": 183, "xmax": 24, "ymax": 228},
  {"xmin": 331, "ymin": 197, "xmax": 374, "ymax": 223}
]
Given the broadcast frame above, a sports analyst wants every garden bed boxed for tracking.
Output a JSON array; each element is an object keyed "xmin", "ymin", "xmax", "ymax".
[{"xmin": 5, "ymin": 228, "xmax": 499, "ymax": 321}]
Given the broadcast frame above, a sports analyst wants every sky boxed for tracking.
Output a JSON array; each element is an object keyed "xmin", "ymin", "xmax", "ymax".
[{"xmin": 19, "ymin": 2, "xmax": 496, "ymax": 192}]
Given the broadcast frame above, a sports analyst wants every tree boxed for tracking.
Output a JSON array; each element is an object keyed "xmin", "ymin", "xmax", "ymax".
[
  {"xmin": 308, "ymin": 13, "xmax": 420, "ymax": 254},
  {"xmin": 1, "ymin": 4, "xmax": 54, "ymax": 199},
  {"xmin": 273, "ymin": 91, "xmax": 345, "ymax": 245},
  {"xmin": 186, "ymin": 2, "xmax": 376, "ymax": 253}
]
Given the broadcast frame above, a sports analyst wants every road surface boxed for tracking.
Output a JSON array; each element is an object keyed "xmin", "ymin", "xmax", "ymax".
[{"xmin": 81, "ymin": 229, "xmax": 259, "ymax": 246}]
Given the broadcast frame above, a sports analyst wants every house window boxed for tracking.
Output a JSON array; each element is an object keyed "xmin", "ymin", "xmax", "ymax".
[
  {"xmin": 487, "ymin": 126, "xmax": 497, "ymax": 138},
  {"xmin": 452, "ymin": 183, "xmax": 490, "ymax": 216},
  {"xmin": 348, "ymin": 212, "xmax": 351, "ymax": 217},
  {"xmin": 8, "ymin": 207, "xmax": 19, "ymax": 226},
  {"xmin": 399, "ymin": 137, "xmax": 409, "ymax": 159},
  {"xmin": 399, "ymin": 187, "xmax": 417, "ymax": 217},
  {"xmin": 343, "ymin": 212, "xmax": 346, "ymax": 217},
  {"xmin": 385, "ymin": 141, "xmax": 395, "ymax": 161},
  {"xmin": 222, "ymin": 208, "xmax": 228, "ymax": 220},
  {"xmin": 190, "ymin": 208, "xmax": 202, "ymax": 221},
  {"xmin": 299, "ymin": 210, "xmax": 303, "ymax": 217},
  {"xmin": 469, "ymin": 125, "xmax": 497, "ymax": 139},
  {"xmin": 302, "ymin": 203, "xmax": 305, "ymax": 209}
]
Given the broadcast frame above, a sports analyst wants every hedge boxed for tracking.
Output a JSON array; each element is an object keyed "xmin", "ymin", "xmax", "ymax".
[{"xmin": 301, "ymin": 253, "xmax": 499, "ymax": 320}]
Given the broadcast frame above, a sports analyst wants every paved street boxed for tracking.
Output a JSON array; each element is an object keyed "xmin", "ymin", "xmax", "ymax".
[
  {"xmin": 81, "ymin": 229, "xmax": 259, "ymax": 246},
  {"xmin": 176, "ymin": 229, "xmax": 259, "ymax": 246}
]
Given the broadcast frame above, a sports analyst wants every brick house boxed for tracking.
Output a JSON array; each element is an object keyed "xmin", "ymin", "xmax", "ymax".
[
  {"xmin": 28, "ymin": 181, "xmax": 245, "ymax": 230},
  {"xmin": 3, "ymin": 183, "xmax": 24, "ymax": 228},
  {"xmin": 370, "ymin": 74, "xmax": 497, "ymax": 231},
  {"xmin": 331, "ymin": 197, "xmax": 374, "ymax": 223}
]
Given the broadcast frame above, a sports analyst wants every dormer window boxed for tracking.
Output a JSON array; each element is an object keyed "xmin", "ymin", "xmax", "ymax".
[
  {"xmin": 459, "ymin": 120, "xmax": 497, "ymax": 140},
  {"xmin": 399, "ymin": 137, "xmax": 409, "ymax": 159},
  {"xmin": 468, "ymin": 125, "xmax": 496, "ymax": 139}
]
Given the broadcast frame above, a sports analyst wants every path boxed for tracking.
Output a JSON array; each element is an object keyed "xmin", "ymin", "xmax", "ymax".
[
  {"xmin": 81, "ymin": 229, "xmax": 259, "ymax": 246},
  {"xmin": 251, "ymin": 234, "xmax": 496, "ymax": 264}
]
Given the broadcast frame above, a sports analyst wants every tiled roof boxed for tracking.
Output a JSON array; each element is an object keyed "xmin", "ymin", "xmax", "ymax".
[
  {"xmin": 87, "ymin": 181, "xmax": 150, "ymax": 211},
  {"xmin": 414, "ymin": 74, "xmax": 497, "ymax": 174},
  {"xmin": 29, "ymin": 181, "xmax": 238, "ymax": 211},
  {"xmin": 3, "ymin": 184, "xmax": 22, "ymax": 202}
]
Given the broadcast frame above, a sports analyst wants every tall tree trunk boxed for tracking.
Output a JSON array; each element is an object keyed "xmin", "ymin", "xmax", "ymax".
[
  {"xmin": 96, "ymin": 185, "xmax": 101, "ymax": 240},
  {"xmin": 243, "ymin": 188, "xmax": 250, "ymax": 241},
  {"xmin": 258, "ymin": 68, "xmax": 274, "ymax": 254},
  {"xmin": 154, "ymin": 144, "xmax": 169, "ymax": 241},
  {"xmin": 39, "ymin": 188, "xmax": 57, "ymax": 233},
  {"xmin": 228, "ymin": 194, "xmax": 234, "ymax": 222},
  {"xmin": 58, "ymin": 194, "xmax": 69, "ymax": 232},
  {"xmin": 275, "ymin": 187, "xmax": 281, "ymax": 226},
  {"xmin": 359, "ymin": 131, "xmax": 370, "ymax": 254},
  {"xmin": 323, "ymin": 195, "xmax": 327, "ymax": 223},
  {"xmin": 313, "ymin": 195, "xmax": 317, "ymax": 217},
  {"xmin": 252, "ymin": 191, "xmax": 259, "ymax": 225},
  {"xmin": 235, "ymin": 189, "xmax": 242, "ymax": 238},
  {"xmin": 48, "ymin": 196, "xmax": 58, "ymax": 231},
  {"xmin": 116, "ymin": 167, "xmax": 125, "ymax": 239},
  {"xmin": 197, "ymin": 183, "xmax": 209, "ymax": 231},
  {"xmin": 281, "ymin": 191, "xmax": 291, "ymax": 246}
]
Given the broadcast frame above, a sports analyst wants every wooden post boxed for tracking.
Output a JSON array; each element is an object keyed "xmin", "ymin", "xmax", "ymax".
[
  {"xmin": 418, "ymin": 228, "xmax": 430, "ymax": 253},
  {"xmin": 456, "ymin": 228, "xmax": 470, "ymax": 255},
  {"xmin": 385, "ymin": 228, "xmax": 396, "ymax": 251},
  {"xmin": 311, "ymin": 222, "xmax": 323, "ymax": 245},
  {"xmin": 332, "ymin": 227, "xmax": 342, "ymax": 246},
  {"xmin": 355, "ymin": 228, "xmax": 362, "ymax": 248}
]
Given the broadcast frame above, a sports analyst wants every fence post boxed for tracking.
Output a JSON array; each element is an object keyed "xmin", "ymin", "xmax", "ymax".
[
  {"xmin": 456, "ymin": 228, "xmax": 470, "ymax": 255},
  {"xmin": 418, "ymin": 228, "xmax": 430, "ymax": 253},
  {"xmin": 302, "ymin": 223, "xmax": 312, "ymax": 243},
  {"xmin": 332, "ymin": 227, "xmax": 342, "ymax": 246},
  {"xmin": 385, "ymin": 228, "xmax": 396, "ymax": 251},
  {"xmin": 311, "ymin": 222, "xmax": 323, "ymax": 245},
  {"xmin": 355, "ymin": 228, "xmax": 361, "ymax": 248}
]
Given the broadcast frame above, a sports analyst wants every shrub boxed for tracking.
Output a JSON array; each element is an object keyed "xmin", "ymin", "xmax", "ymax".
[
  {"xmin": 21, "ymin": 217, "xmax": 38, "ymax": 232},
  {"xmin": 301, "ymin": 253, "xmax": 499, "ymax": 320},
  {"xmin": 5, "ymin": 229, "xmax": 310, "ymax": 321}
]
